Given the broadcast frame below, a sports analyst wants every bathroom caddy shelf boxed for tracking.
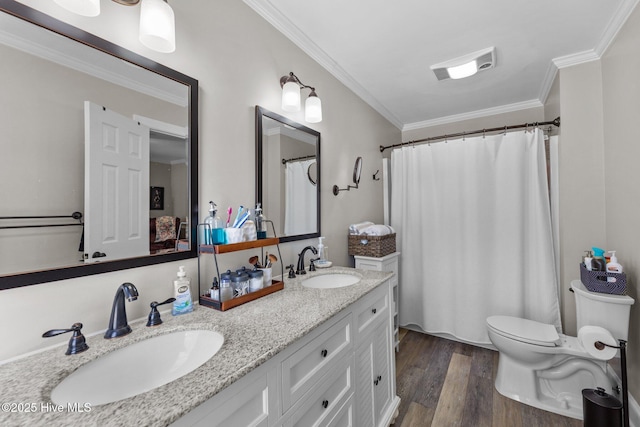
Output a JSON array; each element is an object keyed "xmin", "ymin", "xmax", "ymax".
[{"xmin": 197, "ymin": 234, "xmax": 285, "ymax": 311}]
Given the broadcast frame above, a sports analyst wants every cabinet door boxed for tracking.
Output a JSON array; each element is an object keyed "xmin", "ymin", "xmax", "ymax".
[
  {"xmin": 373, "ymin": 321, "xmax": 392, "ymax": 424},
  {"xmin": 355, "ymin": 318, "xmax": 392, "ymax": 427},
  {"xmin": 355, "ymin": 335, "xmax": 375, "ymax": 427}
]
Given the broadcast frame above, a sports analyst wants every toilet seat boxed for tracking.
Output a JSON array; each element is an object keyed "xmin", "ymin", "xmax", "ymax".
[{"xmin": 487, "ymin": 315, "xmax": 560, "ymax": 347}]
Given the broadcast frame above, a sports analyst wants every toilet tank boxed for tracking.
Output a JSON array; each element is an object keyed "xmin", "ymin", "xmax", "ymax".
[{"xmin": 572, "ymin": 280, "xmax": 635, "ymax": 340}]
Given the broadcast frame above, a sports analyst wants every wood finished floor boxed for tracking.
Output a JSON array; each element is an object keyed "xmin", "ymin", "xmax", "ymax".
[{"xmin": 392, "ymin": 329, "xmax": 583, "ymax": 427}]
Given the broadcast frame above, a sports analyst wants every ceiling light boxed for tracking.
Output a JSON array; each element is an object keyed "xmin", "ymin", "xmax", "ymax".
[
  {"xmin": 54, "ymin": 0, "xmax": 101, "ymax": 17},
  {"xmin": 280, "ymin": 72, "xmax": 322, "ymax": 123},
  {"xmin": 431, "ymin": 47, "xmax": 495, "ymax": 81},
  {"xmin": 53, "ymin": 0, "xmax": 176, "ymax": 54}
]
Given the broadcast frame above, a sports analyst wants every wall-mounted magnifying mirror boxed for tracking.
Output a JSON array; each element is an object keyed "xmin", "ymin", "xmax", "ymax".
[
  {"xmin": 333, "ymin": 157, "xmax": 363, "ymax": 196},
  {"xmin": 353, "ymin": 157, "xmax": 362, "ymax": 185}
]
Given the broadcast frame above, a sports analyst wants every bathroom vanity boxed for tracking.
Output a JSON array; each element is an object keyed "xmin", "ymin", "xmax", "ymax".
[{"xmin": 0, "ymin": 267, "xmax": 399, "ymax": 427}]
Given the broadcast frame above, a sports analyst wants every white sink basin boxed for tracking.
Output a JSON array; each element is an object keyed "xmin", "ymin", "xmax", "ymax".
[
  {"xmin": 51, "ymin": 330, "xmax": 224, "ymax": 406},
  {"xmin": 302, "ymin": 273, "xmax": 361, "ymax": 289}
]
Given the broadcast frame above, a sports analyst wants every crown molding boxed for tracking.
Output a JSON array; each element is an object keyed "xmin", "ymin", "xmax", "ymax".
[
  {"xmin": 243, "ymin": 0, "xmax": 404, "ymax": 129},
  {"xmin": 403, "ymin": 99, "xmax": 543, "ymax": 132},
  {"xmin": 245, "ymin": 0, "xmax": 639, "ymax": 131}
]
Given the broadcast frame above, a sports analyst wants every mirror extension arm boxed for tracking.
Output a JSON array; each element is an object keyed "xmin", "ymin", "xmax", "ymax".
[{"xmin": 333, "ymin": 157, "xmax": 362, "ymax": 196}]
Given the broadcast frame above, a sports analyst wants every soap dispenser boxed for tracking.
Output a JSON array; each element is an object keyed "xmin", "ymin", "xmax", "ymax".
[
  {"xmin": 606, "ymin": 251, "xmax": 623, "ymax": 273},
  {"xmin": 255, "ymin": 203, "xmax": 267, "ymax": 239},
  {"xmin": 204, "ymin": 201, "xmax": 225, "ymax": 244}
]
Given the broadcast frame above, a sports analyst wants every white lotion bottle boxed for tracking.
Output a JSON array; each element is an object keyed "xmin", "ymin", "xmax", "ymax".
[
  {"xmin": 606, "ymin": 251, "xmax": 623, "ymax": 273},
  {"xmin": 172, "ymin": 265, "xmax": 193, "ymax": 315}
]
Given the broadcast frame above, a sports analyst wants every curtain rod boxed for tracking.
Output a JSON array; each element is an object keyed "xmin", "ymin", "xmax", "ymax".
[
  {"xmin": 379, "ymin": 116, "xmax": 560, "ymax": 153},
  {"xmin": 281, "ymin": 154, "xmax": 316, "ymax": 165}
]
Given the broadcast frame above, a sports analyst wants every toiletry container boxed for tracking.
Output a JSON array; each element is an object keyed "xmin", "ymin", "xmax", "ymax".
[
  {"xmin": 172, "ymin": 266, "xmax": 193, "ymax": 315},
  {"xmin": 591, "ymin": 247, "xmax": 606, "ymax": 272},
  {"xmin": 231, "ymin": 272, "xmax": 249, "ymax": 297},
  {"xmin": 249, "ymin": 269, "xmax": 264, "ymax": 292},
  {"xmin": 316, "ymin": 236, "xmax": 330, "ymax": 267},
  {"xmin": 210, "ymin": 277, "xmax": 220, "ymax": 301},
  {"xmin": 204, "ymin": 201, "xmax": 225, "ymax": 245},
  {"xmin": 219, "ymin": 271, "xmax": 233, "ymax": 302},
  {"xmin": 255, "ymin": 203, "xmax": 267, "ymax": 239},
  {"xmin": 606, "ymin": 251, "xmax": 623, "ymax": 273},
  {"xmin": 584, "ymin": 250, "xmax": 593, "ymax": 271}
]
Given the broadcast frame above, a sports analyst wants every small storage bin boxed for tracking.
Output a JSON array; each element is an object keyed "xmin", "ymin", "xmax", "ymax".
[
  {"xmin": 579, "ymin": 263, "xmax": 627, "ymax": 295},
  {"xmin": 348, "ymin": 233, "xmax": 396, "ymax": 257}
]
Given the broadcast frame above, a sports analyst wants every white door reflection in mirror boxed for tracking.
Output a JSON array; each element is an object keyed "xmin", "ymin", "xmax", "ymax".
[{"xmin": 84, "ymin": 101, "xmax": 150, "ymax": 263}]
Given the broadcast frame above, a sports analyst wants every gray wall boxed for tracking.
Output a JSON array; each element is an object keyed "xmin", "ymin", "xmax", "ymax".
[{"xmin": 0, "ymin": 0, "xmax": 399, "ymax": 360}]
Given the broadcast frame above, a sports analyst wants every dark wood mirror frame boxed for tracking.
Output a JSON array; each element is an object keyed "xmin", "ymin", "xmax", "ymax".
[
  {"xmin": 0, "ymin": 0, "xmax": 199, "ymax": 290},
  {"xmin": 255, "ymin": 106, "xmax": 320, "ymax": 243}
]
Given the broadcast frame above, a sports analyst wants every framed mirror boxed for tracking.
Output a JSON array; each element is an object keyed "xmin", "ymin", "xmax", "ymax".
[
  {"xmin": 0, "ymin": 1, "xmax": 198, "ymax": 290},
  {"xmin": 256, "ymin": 106, "xmax": 320, "ymax": 243}
]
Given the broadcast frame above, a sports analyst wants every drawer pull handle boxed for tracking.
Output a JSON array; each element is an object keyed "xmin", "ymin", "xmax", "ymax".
[
  {"xmin": 372, "ymin": 308, "xmax": 377, "ymax": 314},
  {"xmin": 321, "ymin": 349, "xmax": 328, "ymax": 358},
  {"xmin": 322, "ymin": 399, "xmax": 329, "ymax": 409},
  {"xmin": 374, "ymin": 379, "xmax": 379, "ymax": 386},
  {"xmin": 374, "ymin": 375, "xmax": 382, "ymax": 386},
  {"xmin": 378, "ymin": 375, "xmax": 382, "ymax": 381}
]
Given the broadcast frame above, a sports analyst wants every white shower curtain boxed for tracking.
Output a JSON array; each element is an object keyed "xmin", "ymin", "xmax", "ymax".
[
  {"xmin": 391, "ymin": 128, "xmax": 561, "ymax": 344},
  {"xmin": 284, "ymin": 159, "xmax": 316, "ymax": 235}
]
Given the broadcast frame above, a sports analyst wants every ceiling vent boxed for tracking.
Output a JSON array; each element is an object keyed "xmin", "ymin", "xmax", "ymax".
[{"xmin": 431, "ymin": 47, "xmax": 496, "ymax": 81}]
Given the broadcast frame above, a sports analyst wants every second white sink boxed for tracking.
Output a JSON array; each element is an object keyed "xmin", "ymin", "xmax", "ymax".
[
  {"xmin": 302, "ymin": 273, "xmax": 361, "ymax": 289},
  {"xmin": 51, "ymin": 329, "xmax": 224, "ymax": 406}
]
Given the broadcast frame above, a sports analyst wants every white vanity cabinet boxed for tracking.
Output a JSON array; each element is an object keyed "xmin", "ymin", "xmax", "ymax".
[
  {"xmin": 173, "ymin": 279, "xmax": 399, "ymax": 427},
  {"xmin": 353, "ymin": 252, "xmax": 400, "ymax": 351}
]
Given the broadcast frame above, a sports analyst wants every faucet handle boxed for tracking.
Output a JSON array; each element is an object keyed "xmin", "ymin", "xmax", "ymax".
[
  {"xmin": 146, "ymin": 298, "xmax": 176, "ymax": 327},
  {"xmin": 43, "ymin": 323, "xmax": 89, "ymax": 355},
  {"xmin": 309, "ymin": 258, "xmax": 320, "ymax": 272},
  {"xmin": 286, "ymin": 264, "xmax": 296, "ymax": 278}
]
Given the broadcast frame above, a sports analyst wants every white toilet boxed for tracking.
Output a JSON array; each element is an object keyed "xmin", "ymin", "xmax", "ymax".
[{"xmin": 487, "ymin": 280, "xmax": 634, "ymax": 419}]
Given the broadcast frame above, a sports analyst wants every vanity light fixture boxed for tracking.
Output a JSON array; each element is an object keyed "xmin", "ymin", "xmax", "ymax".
[
  {"xmin": 431, "ymin": 46, "xmax": 495, "ymax": 81},
  {"xmin": 280, "ymin": 72, "xmax": 322, "ymax": 123},
  {"xmin": 53, "ymin": 0, "xmax": 176, "ymax": 53}
]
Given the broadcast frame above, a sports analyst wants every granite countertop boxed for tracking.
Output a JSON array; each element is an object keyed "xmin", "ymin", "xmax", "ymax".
[{"xmin": 0, "ymin": 266, "xmax": 392, "ymax": 427}]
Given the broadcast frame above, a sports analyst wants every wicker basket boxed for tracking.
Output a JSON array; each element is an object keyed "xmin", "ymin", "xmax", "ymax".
[
  {"xmin": 348, "ymin": 233, "xmax": 396, "ymax": 257},
  {"xmin": 579, "ymin": 263, "xmax": 626, "ymax": 295}
]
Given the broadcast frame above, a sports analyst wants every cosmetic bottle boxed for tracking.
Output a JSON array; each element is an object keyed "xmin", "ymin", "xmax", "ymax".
[
  {"xmin": 204, "ymin": 201, "xmax": 225, "ymax": 244},
  {"xmin": 255, "ymin": 203, "xmax": 267, "ymax": 239},
  {"xmin": 172, "ymin": 266, "xmax": 193, "ymax": 316},
  {"xmin": 583, "ymin": 250, "xmax": 593, "ymax": 271},
  {"xmin": 591, "ymin": 247, "xmax": 606, "ymax": 272},
  {"xmin": 606, "ymin": 251, "xmax": 623, "ymax": 273}
]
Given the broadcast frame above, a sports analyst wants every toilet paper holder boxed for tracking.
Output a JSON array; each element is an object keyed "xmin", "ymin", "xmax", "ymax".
[{"xmin": 590, "ymin": 339, "xmax": 629, "ymax": 427}]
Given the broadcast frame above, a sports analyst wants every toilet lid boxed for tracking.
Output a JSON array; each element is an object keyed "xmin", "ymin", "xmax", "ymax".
[{"xmin": 487, "ymin": 315, "xmax": 560, "ymax": 347}]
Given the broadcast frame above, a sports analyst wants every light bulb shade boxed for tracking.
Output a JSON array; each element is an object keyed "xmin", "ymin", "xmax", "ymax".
[
  {"xmin": 54, "ymin": 0, "xmax": 100, "ymax": 17},
  {"xmin": 139, "ymin": 0, "xmax": 176, "ymax": 53},
  {"xmin": 447, "ymin": 60, "xmax": 478, "ymax": 80},
  {"xmin": 281, "ymin": 81, "xmax": 301, "ymax": 112},
  {"xmin": 305, "ymin": 94, "xmax": 322, "ymax": 123}
]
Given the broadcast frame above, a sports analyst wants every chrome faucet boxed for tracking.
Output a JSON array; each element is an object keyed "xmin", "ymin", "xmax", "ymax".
[
  {"xmin": 296, "ymin": 246, "xmax": 318, "ymax": 275},
  {"xmin": 105, "ymin": 282, "xmax": 139, "ymax": 339}
]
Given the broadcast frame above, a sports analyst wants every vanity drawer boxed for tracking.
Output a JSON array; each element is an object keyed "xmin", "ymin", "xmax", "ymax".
[
  {"xmin": 284, "ymin": 354, "xmax": 353, "ymax": 427},
  {"xmin": 354, "ymin": 285, "xmax": 389, "ymax": 340},
  {"xmin": 282, "ymin": 313, "xmax": 352, "ymax": 411}
]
